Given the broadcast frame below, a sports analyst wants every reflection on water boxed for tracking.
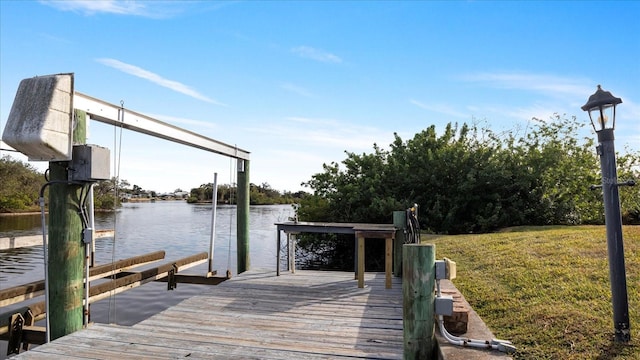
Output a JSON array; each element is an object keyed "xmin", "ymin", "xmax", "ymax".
[
  {"xmin": 0, "ymin": 202, "xmax": 293, "ymax": 351},
  {"xmin": 0, "ymin": 246, "xmax": 43, "ymax": 283}
]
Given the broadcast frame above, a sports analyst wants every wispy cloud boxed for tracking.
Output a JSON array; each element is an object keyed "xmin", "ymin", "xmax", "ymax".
[
  {"xmin": 291, "ymin": 46, "xmax": 342, "ymax": 63},
  {"xmin": 409, "ymin": 99, "xmax": 469, "ymax": 119},
  {"xmin": 149, "ymin": 113, "xmax": 218, "ymax": 131},
  {"xmin": 251, "ymin": 116, "xmax": 391, "ymax": 151},
  {"xmin": 458, "ymin": 71, "xmax": 593, "ymax": 98},
  {"xmin": 96, "ymin": 58, "xmax": 226, "ymax": 106},
  {"xmin": 39, "ymin": 0, "xmax": 184, "ymax": 18},
  {"xmin": 280, "ymin": 82, "xmax": 315, "ymax": 98}
]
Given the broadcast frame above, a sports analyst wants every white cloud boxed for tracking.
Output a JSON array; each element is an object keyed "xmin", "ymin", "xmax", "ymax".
[
  {"xmin": 291, "ymin": 46, "xmax": 342, "ymax": 63},
  {"xmin": 280, "ymin": 82, "xmax": 315, "ymax": 98},
  {"xmin": 40, "ymin": 0, "xmax": 182, "ymax": 18},
  {"xmin": 409, "ymin": 99, "xmax": 469, "ymax": 119},
  {"xmin": 459, "ymin": 71, "xmax": 593, "ymax": 98},
  {"xmin": 248, "ymin": 116, "xmax": 390, "ymax": 151},
  {"xmin": 148, "ymin": 113, "xmax": 219, "ymax": 131},
  {"xmin": 96, "ymin": 58, "xmax": 226, "ymax": 106}
]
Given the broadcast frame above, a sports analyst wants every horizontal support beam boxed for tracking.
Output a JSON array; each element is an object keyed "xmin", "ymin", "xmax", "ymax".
[
  {"xmin": 0, "ymin": 229, "xmax": 114, "ymax": 251},
  {"xmin": 0, "ymin": 252, "xmax": 208, "ymax": 336},
  {"xmin": 0, "ymin": 250, "xmax": 166, "ymax": 308},
  {"xmin": 74, "ymin": 92, "xmax": 250, "ymax": 160},
  {"xmin": 86, "ymin": 252, "xmax": 208, "ymax": 304}
]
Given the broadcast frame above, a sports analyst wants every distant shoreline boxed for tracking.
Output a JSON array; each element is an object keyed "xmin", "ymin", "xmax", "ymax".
[{"xmin": 0, "ymin": 211, "xmax": 42, "ymax": 217}]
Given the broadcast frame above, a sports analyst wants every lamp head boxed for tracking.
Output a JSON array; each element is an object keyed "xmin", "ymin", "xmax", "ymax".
[{"xmin": 581, "ymin": 85, "xmax": 622, "ymax": 132}]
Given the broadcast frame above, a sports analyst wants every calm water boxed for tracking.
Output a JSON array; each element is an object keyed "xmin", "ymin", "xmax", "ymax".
[{"xmin": 0, "ymin": 202, "xmax": 293, "ymax": 357}]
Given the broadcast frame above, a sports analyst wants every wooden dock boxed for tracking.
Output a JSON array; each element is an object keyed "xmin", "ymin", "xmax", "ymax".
[{"xmin": 13, "ymin": 270, "xmax": 404, "ymax": 359}]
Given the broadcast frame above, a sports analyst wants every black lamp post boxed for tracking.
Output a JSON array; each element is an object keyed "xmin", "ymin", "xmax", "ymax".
[{"xmin": 581, "ymin": 85, "xmax": 630, "ymax": 343}]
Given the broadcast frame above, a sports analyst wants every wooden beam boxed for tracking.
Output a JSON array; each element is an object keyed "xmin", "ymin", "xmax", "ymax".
[
  {"xmin": 0, "ymin": 253, "xmax": 206, "ymax": 337},
  {"xmin": 0, "ymin": 251, "xmax": 166, "ymax": 307},
  {"xmin": 386, "ymin": 237, "xmax": 393, "ymax": 289},
  {"xmin": 87, "ymin": 252, "xmax": 208, "ymax": 304},
  {"xmin": 357, "ymin": 236, "xmax": 365, "ymax": 288}
]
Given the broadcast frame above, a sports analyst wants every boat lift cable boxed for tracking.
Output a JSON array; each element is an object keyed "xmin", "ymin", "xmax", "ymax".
[{"xmin": 108, "ymin": 101, "xmax": 126, "ymax": 324}]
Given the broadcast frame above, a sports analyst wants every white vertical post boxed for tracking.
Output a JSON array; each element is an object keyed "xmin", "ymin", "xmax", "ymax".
[{"xmin": 208, "ymin": 173, "xmax": 218, "ymax": 274}]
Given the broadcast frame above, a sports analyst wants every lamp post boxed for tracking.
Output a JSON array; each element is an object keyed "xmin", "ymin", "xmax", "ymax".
[{"xmin": 581, "ymin": 85, "xmax": 630, "ymax": 343}]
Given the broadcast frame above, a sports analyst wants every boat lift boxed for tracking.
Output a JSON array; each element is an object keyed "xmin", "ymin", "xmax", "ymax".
[{"xmin": 1, "ymin": 73, "xmax": 251, "ymax": 353}]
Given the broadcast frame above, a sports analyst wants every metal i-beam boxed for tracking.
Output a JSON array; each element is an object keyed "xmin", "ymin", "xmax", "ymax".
[{"xmin": 73, "ymin": 92, "xmax": 250, "ymax": 160}]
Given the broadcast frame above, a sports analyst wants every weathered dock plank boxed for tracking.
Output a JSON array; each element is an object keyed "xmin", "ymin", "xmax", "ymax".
[{"xmin": 13, "ymin": 270, "xmax": 404, "ymax": 359}]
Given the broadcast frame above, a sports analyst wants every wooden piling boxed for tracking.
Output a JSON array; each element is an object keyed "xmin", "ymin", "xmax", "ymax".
[
  {"xmin": 236, "ymin": 159, "xmax": 250, "ymax": 274},
  {"xmin": 393, "ymin": 210, "xmax": 406, "ymax": 277},
  {"xmin": 402, "ymin": 243, "xmax": 435, "ymax": 359},
  {"xmin": 47, "ymin": 109, "xmax": 87, "ymax": 340}
]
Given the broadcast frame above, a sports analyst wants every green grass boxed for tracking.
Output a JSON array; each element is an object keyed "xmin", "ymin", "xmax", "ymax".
[{"xmin": 425, "ymin": 225, "xmax": 639, "ymax": 359}]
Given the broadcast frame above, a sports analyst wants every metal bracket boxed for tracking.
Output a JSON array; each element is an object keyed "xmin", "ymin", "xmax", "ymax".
[
  {"xmin": 590, "ymin": 179, "xmax": 636, "ymax": 190},
  {"xmin": 7, "ymin": 313, "xmax": 25, "ymax": 355},
  {"xmin": 167, "ymin": 263, "xmax": 178, "ymax": 291}
]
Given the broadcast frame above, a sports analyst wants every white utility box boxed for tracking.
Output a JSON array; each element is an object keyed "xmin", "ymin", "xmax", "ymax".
[{"xmin": 2, "ymin": 73, "xmax": 74, "ymax": 161}]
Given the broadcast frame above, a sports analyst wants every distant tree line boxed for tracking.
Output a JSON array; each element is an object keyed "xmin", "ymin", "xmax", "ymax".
[
  {"xmin": 187, "ymin": 182, "xmax": 307, "ymax": 205},
  {"xmin": 298, "ymin": 114, "xmax": 640, "ymax": 233},
  {"xmin": 0, "ymin": 155, "xmax": 43, "ymax": 212},
  {"xmin": 1, "ymin": 156, "xmax": 155, "ymax": 212}
]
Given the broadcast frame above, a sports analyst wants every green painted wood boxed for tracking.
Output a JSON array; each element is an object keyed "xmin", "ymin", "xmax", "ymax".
[
  {"xmin": 236, "ymin": 159, "xmax": 250, "ymax": 273},
  {"xmin": 47, "ymin": 109, "xmax": 87, "ymax": 340},
  {"xmin": 402, "ymin": 244, "xmax": 435, "ymax": 359},
  {"xmin": 393, "ymin": 210, "xmax": 406, "ymax": 277}
]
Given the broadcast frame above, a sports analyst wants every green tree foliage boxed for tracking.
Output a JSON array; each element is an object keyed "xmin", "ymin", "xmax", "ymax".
[
  {"xmin": 0, "ymin": 154, "xmax": 126, "ymax": 212},
  {"xmin": 299, "ymin": 114, "xmax": 640, "ymax": 234},
  {"xmin": 187, "ymin": 182, "xmax": 308, "ymax": 205},
  {"xmin": 0, "ymin": 155, "xmax": 43, "ymax": 212},
  {"xmin": 91, "ymin": 177, "xmax": 127, "ymax": 210}
]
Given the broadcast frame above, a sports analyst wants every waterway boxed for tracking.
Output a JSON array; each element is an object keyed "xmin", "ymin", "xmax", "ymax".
[{"xmin": 0, "ymin": 201, "xmax": 293, "ymax": 358}]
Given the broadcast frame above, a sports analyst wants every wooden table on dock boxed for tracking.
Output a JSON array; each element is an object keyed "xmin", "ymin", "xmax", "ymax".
[{"xmin": 275, "ymin": 222, "xmax": 397, "ymax": 289}]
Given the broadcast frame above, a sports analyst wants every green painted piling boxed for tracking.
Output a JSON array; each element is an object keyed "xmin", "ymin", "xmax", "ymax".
[
  {"xmin": 402, "ymin": 243, "xmax": 435, "ymax": 359},
  {"xmin": 48, "ymin": 110, "xmax": 87, "ymax": 340},
  {"xmin": 236, "ymin": 159, "xmax": 250, "ymax": 274},
  {"xmin": 393, "ymin": 210, "xmax": 406, "ymax": 277}
]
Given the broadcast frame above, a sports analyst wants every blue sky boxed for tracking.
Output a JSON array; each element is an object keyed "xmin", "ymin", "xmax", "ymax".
[{"xmin": 1, "ymin": 1, "xmax": 639, "ymax": 193}]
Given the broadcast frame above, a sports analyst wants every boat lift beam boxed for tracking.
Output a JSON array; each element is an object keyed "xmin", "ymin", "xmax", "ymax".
[{"xmin": 73, "ymin": 92, "xmax": 250, "ymax": 160}]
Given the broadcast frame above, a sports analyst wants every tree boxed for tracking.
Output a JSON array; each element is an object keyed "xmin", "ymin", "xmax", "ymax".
[
  {"xmin": 0, "ymin": 155, "xmax": 43, "ymax": 212},
  {"xmin": 299, "ymin": 115, "xmax": 640, "ymax": 234}
]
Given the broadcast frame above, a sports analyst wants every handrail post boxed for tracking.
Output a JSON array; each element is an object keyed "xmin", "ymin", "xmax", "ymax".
[{"xmin": 403, "ymin": 243, "xmax": 435, "ymax": 359}]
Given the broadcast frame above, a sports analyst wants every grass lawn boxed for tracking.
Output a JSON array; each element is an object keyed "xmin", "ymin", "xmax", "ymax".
[{"xmin": 426, "ymin": 225, "xmax": 639, "ymax": 359}]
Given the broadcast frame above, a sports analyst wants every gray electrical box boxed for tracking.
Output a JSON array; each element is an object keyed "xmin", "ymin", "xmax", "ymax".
[
  {"xmin": 71, "ymin": 145, "xmax": 110, "ymax": 182},
  {"xmin": 435, "ymin": 295, "xmax": 454, "ymax": 316}
]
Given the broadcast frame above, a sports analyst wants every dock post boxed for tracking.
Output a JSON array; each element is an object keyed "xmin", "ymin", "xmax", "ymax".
[
  {"xmin": 393, "ymin": 210, "xmax": 406, "ymax": 277},
  {"xmin": 236, "ymin": 159, "xmax": 250, "ymax": 274},
  {"xmin": 48, "ymin": 109, "xmax": 87, "ymax": 340},
  {"xmin": 402, "ymin": 243, "xmax": 435, "ymax": 359}
]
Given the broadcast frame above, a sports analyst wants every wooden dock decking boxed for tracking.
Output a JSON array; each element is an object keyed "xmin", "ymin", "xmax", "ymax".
[{"xmin": 13, "ymin": 270, "xmax": 404, "ymax": 359}]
